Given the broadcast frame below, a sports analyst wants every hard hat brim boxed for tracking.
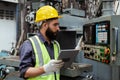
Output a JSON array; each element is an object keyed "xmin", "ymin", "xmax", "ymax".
[
  {"xmin": 35, "ymin": 15, "xmax": 62, "ymax": 23},
  {"xmin": 58, "ymin": 15, "xmax": 62, "ymax": 18}
]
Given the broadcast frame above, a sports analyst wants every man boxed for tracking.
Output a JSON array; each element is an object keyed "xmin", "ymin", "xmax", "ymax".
[{"xmin": 19, "ymin": 5, "xmax": 64, "ymax": 80}]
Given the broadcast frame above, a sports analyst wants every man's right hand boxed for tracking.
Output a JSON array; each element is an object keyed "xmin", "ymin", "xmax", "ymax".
[{"xmin": 43, "ymin": 60, "xmax": 64, "ymax": 73}]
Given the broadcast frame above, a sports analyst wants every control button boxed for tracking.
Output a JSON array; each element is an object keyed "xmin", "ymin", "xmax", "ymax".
[
  {"xmin": 95, "ymin": 56, "xmax": 97, "ymax": 59},
  {"xmin": 90, "ymin": 52, "xmax": 94, "ymax": 56},
  {"xmin": 100, "ymin": 53, "xmax": 104, "ymax": 57},
  {"xmin": 84, "ymin": 47, "xmax": 87, "ymax": 50},
  {"xmin": 102, "ymin": 59, "xmax": 107, "ymax": 63},
  {"xmin": 105, "ymin": 60, "xmax": 109, "ymax": 64},
  {"xmin": 105, "ymin": 48, "xmax": 110, "ymax": 54},
  {"xmin": 87, "ymin": 48, "xmax": 90, "ymax": 50}
]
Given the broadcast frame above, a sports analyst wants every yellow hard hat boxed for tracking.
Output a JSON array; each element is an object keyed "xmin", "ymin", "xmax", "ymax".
[{"xmin": 35, "ymin": 5, "xmax": 61, "ymax": 22}]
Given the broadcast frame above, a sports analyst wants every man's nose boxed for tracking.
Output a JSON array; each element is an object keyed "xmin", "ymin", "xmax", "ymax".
[{"xmin": 57, "ymin": 26, "xmax": 60, "ymax": 31}]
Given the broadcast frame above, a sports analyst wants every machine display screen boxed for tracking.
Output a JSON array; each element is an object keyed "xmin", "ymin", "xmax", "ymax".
[
  {"xmin": 95, "ymin": 21, "xmax": 110, "ymax": 44},
  {"xmin": 83, "ymin": 24, "xmax": 95, "ymax": 44}
]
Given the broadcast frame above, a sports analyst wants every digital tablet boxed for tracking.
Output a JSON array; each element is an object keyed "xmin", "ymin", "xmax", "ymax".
[{"xmin": 58, "ymin": 49, "xmax": 79, "ymax": 68}]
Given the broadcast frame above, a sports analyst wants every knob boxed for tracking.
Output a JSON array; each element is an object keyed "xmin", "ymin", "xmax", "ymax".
[{"xmin": 105, "ymin": 48, "xmax": 110, "ymax": 54}]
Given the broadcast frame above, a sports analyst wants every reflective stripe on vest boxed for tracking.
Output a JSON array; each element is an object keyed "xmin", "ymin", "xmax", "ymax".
[{"xmin": 28, "ymin": 35, "xmax": 60, "ymax": 80}]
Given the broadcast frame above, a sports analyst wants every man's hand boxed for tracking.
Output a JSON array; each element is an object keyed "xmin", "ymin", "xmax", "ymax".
[{"xmin": 43, "ymin": 60, "xmax": 64, "ymax": 73}]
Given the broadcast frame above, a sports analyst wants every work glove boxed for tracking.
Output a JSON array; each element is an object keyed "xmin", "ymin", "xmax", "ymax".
[{"xmin": 43, "ymin": 59, "xmax": 64, "ymax": 73}]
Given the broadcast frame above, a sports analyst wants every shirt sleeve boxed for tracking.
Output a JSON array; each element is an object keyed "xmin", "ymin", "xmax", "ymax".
[{"xmin": 19, "ymin": 40, "xmax": 35, "ymax": 78}]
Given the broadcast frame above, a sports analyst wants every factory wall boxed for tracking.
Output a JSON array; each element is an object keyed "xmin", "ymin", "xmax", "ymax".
[{"xmin": 0, "ymin": 2, "xmax": 17, "ymax": 51}]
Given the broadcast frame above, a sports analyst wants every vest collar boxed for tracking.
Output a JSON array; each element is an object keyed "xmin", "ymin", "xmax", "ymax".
[{"xmin": 37, "ymin": 32, "xmax": 56, "ymax": 45}]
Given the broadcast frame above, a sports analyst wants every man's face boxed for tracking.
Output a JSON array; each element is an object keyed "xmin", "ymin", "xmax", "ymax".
[{"xmin": 46, "ymin": 19, "xmax": 60, "ymax": 40}]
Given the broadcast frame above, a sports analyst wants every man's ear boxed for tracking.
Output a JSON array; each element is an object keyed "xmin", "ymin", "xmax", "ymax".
[
  {"xmin": 43, "ymin": 23, "xmax": 48, "ymax": 28},
  {"xmin": 42, "ymin": 22, "xmax": 48, "ymax": 29}
]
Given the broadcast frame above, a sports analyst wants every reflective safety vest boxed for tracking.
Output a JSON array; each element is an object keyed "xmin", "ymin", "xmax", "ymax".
[{"xmin": 27, "ymin": 35, "xmax": 60, "ymax": 80}]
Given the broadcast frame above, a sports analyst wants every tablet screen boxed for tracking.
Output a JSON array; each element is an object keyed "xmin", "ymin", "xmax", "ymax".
[{"xmin": 58, "ymin": 49, "xmax": 79, "ymax": 68}]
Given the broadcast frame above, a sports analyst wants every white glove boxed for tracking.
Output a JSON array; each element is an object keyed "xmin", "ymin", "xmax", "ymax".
[{"xmin": 43, "ymin": 59, "xmax": 64, "ymax": 73}]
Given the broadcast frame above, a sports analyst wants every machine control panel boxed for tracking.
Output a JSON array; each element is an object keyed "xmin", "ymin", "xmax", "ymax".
[
  {"xmin": 83, "ymin": 21, "xmax": 110, "ymax": 64},
  {"xmin": 83, "ymin": 45, "xmax": 110, "ymax": 64}
]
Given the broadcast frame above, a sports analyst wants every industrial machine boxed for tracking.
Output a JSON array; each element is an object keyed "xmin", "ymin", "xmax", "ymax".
[
  {"xmin": 0, "ymin": 56, "xmax": 23, "ymax": 80},
  {"xmin": 82, "ymin": 15, "xmax": 120, "ymax": 80},
  {"xmin": 0, "ymin": 0, "xmax": 92, "ymax": 80}
]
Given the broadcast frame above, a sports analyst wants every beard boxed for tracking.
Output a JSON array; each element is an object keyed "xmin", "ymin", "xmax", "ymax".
[{"xmin": 46, "ymin": 27, "xmax": 58, "ymax": 41}]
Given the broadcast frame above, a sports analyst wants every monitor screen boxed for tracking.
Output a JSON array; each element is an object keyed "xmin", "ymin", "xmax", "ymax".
[
  {"xmin": 83, "ymin": 24, "xmax": 95, "ymax": 44},
  {"xmin": 95, "ymin": 21, "xmax": 110, "ymax": 44},
  {"xmin": 56, "ymin": 30, "xmax": 76, "ymax": 49}
]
